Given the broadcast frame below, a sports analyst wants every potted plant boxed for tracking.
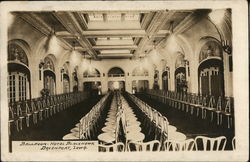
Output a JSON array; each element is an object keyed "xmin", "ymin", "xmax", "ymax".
[{"xmin": 40, "ymin": 88, "xmax": 50, "ymax": 97}]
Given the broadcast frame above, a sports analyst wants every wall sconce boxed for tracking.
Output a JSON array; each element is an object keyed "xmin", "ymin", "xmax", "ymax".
[
  {"xmin": 39, "ymin": 60, "xmax": 45, "ymax": 69},
  {"xmin": 39, "ymin": 60, "xmax": 45, "ymax": 80},
  {"xmin": 103, "ymin": 73, "xmax": 105, "ymax": 77},
  {"xmin": 61, "ymin": 68, "xmax": 64, "ymax": 81},
  {"xmin": 127, "ymin": 73, "xmax": 129, "ymax": 76},
  {"xmin": 208, "ymin": 14, "xmax": 232, "ymax": 55},
  {"xmin": 184, "ymin": 60, "xmax": 189, "ymax": 66},
  {"xmin": 222, "ymin": 40, "xmax": 232, "ymax": 55}
]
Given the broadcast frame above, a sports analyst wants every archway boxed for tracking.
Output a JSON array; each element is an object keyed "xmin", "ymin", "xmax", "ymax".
[
  {"xmin": 108, "ymin": 67, "xmax": 125, "ymax": 77},
  {"xmin": 108, "ymin": 81, "xmax": 125, "ymax": 91},
  {"xmin": 83, "ymin": 81, "xmax": 101, "ymax": 96},
  {"xmin": 175, "ymin": 54, "xmax": 187, "ymax": 93},
  {"xmin": 198, "ymin": 40, "xmax": 224, "ymax": 97},
  {"xmin": 7, "ymin": 42, "xmax": 31, "ymax": 103},
  {"xmin": 162, "ymin": 71, "xmax": 169, "ymax": 91},
  {"xmin": 43, "ymin": 56, "xmax": 56, "ymax": 95},
  {"xmin": 83, "ymin": 68, "xmax": 100, "ymax": 78},
  {"xmin": 132, "ymin": 80, "xmax": 149, "ymax": 93}
]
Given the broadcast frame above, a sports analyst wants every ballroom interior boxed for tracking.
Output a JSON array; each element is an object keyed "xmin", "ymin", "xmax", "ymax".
[{"xmin": 7, "ymin": 9, "xmax": 235, "ymax": 151}]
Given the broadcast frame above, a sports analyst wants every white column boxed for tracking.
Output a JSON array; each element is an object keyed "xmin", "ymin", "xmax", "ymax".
[
  {"xmin": 223, "ymin": 52, "xmax": 233, "ymax": 97},
  {"xmin": 169, "ymin": 62, "xmax": 175, "ymax": 91},
  {"xmin": 101, "ymin": 73, "xmax": 108, "ymax": 94},
  {"xmin": 30, "ymin": 59, "xmax": 44, "ymax": 98},
  {"xmin": 189, "ymin": 59, "xmax": 199, "ymax": 94},
  {"xmin": 159, "ymin": 68, "xmax": 163, "ymax": 90}
]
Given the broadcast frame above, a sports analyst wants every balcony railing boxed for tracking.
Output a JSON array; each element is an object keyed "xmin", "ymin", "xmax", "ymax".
[
  {"xmin": 108, "ymin": 74, "xmax": 125, "ymax": 77},
  {"xmin": 144, "ymin": 89, "xmax": 234, "ymax": 129},
  {"xmin": 8, "ymin": 91, "xmax": 89, "ymax": 135},
  {"xmin": 83, "ymin": 74, "xmax": 101, "ymax": 78}
]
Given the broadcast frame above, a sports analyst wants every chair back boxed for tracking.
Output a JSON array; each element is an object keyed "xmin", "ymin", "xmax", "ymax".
[
  {"xmin": 98, "ymin": 142, "xmax": 125, "ymax": 152},
  {"xmin": 128, "ymin": 140, "xmax": 161, "ymax": 152},
  {"xmin": 195, "ymin": 136, "xmax": 227, "ymax": 151},
  {"xmin": 232, "ymin": 137, "xmax": 236, "ymax": 150},
  {"xmin": 216, "ymin": 96, "xmax": 222, "ymax": 111},
  {"xmin": 164, "ymin": 139, "xmax": 195, "ymax": 151}
]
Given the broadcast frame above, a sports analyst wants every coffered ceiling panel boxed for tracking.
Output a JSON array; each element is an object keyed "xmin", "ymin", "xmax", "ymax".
[
  {"xmin": 34, "ymin": 12, "xmax": 67, "ymax": 32},
  {"xmin": 15, "ymin": 9, "xmax": 208, "ymax": 59}
]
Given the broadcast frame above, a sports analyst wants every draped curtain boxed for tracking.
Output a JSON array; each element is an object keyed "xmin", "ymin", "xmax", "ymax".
[{"xmin": 200, "ymin": 66, "xmax": 223, "ymax": 97}]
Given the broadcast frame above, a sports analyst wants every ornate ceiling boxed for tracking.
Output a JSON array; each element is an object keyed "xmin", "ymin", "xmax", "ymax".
[{"xmin": 13, "ymin": 10, "xmax": 210, "ymax": 59}]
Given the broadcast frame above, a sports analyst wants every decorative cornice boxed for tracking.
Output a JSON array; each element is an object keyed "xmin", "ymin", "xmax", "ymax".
[{"xmin": 53, "ymin": 12, "xmax": 97, "ymax": 58}]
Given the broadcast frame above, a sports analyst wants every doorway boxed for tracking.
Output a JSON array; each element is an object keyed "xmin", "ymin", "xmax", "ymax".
[{"xmin": 108, "ymin": 81, "xmax": 125, "ymax": 91}]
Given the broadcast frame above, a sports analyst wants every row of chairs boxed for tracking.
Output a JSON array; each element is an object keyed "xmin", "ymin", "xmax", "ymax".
[
  {"xmin": 62, "ymin": 92, "xmax": 110, "ymax": 140},
  {"xmin": 128, "ymin": 92, "xmax": 186, "ymax": 148},
  {"xmin": 99, "ymin": 136, "xmax": 236, "ymax": 152},
  {"xmin": 147, "ymin": 89, "xmax": 234, "ymax": 128},
  {"xmin": 8, "ymin": 92, "xmax": 88, "ymax": 135},
  {"xmin": 78, "ymin": 92, "xmax": 110, "ymax": 140},
  {"xmin": 97, "ymin": 92, "xmax": 120, "ymax": 144}
]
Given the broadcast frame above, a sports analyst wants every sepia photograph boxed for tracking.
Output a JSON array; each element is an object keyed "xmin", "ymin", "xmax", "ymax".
[{"xmin": 0, "ymin": 1, "xmax": 248, "ymax": 161}]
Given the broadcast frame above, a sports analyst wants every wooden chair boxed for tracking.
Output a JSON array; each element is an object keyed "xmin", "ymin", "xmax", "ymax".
[
  {"xmin": 98, "ymin": 142, "xmax": 125, "ymax": 152},
  {"xmin": 128, "ymin": 140, "xmax": 161, "ymax": 152},
  {"xmin": 164, "ymin": 139, "xmax": 195, "ymax": 151},
  {"xmin": 194, "ymin": 136, "xmax": 227, "ymax": 151}
]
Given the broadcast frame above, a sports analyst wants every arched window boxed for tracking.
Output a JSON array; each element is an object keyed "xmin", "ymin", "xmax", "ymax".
[
  {"xmin": 132, "ymin": 67, "xmax": 149, "ymax": 76},
  {"xmin": 7, "ymin": 43, "xmax": 30, "ymax": 103},
  {"xmin": 198, "ymin": 40, "xmax": 224, "ymax": 97},
  {"xmin": 43, "ymin": 56, "xmax": 56, "ymax": 95},
  {"xmin": 175, "ymin": 54, "xmax": 187, "ymax": 92},
  {"xmin": 83, "ymin": 68, "xmax": 100, "ymax": 78},
  {"xmin": 108, "ymin": 67, "xmax": 125, "ymax": 77}
]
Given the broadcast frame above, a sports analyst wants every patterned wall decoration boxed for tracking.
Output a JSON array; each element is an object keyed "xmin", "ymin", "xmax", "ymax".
[
  {"xmin": 44, "ymin": 57, "xmax": 55, "ymax": 71},
  {"xmin": 175, "ymin": 54, "xmax": 185, "ymax": 69},
  {"xmin": 8, "ymin": 44, "xmax": 29, "ymax": 66},
  {"xmin": 199, "ymin": 41, "xmax": 222, "ymax": 63}
]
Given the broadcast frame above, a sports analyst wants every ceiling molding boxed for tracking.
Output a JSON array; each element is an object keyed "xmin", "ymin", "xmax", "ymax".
[
  {"xmin": 52, "ymin": 12, "xmax": 97, "ymax": 58},
  {"xmin": 98, "ymin": 54, "xmax": 133, "ymax": 58},
  {"xmin": 93, "ymin": 45, "xmax": 137, "ymax": 50},
  {"xmin": 174, "ymin": 10, "xmax": 208, "ymax": 34},
  {"xmin": 135, "ymin": 11, "xmax": 175, "ymax": 57},
  {"xmin": 81, "ymin": 30, "xmax": 146, "ymax": 38},
  {"xmin": 74, "ymin": 12, "xmax": 88, "ymax": 30},
  {"xmin": 16, "ymin": 12, "xmax": 72, "ymax": 50},
  {"xmin": 16, "ymin": 13, "xmax": 51, "ymax": 36}
]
